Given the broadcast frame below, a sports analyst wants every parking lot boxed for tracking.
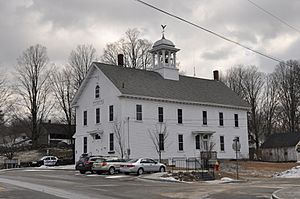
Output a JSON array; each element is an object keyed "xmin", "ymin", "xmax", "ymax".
[{"xmin": 0, "ymin": 167, "xmax": 300, "ymax": 198}]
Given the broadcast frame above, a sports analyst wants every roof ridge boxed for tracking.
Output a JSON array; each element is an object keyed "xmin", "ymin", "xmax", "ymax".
[{"xmin": 94, "ymin": 62, "xmax": 217, "ymax": 81}]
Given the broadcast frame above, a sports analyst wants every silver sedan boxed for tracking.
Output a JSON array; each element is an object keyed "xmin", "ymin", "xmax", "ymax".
[{"xmin": 120, "ymin": 158, "xmax": 166, "ymax": 175}]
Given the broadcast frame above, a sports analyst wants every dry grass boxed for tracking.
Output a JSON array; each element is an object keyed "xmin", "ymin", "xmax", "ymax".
[{"xmin": 219, "ymin": 160, "xmax": 299, "ymax": 179}]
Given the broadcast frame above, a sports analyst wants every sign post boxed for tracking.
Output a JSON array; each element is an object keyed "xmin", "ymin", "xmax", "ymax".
[{"xmin": 232, "ymin": 138, "xmax": 241, "ymax": 180}]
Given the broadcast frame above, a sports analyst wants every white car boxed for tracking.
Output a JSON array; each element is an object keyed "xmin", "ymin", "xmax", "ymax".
[
  {"xmin": 120, "ymin": 158, "xmax": 166, "ymax": 175},
  {"xmin": 32, "ymin": 156, "xmax": 59, "ymax": 167}
]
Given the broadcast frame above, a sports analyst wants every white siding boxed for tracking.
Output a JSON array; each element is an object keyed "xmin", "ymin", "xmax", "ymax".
[
  {"xmin": 74, "ymin": 66, "xmax": 249, "ymax": 161},
  {"xmin": 119, "ymin": 98, "xmax": 249, "ymax": 160},
  {"xmin": 74, "ymin": 67, "xmax": 122, "ymax": 160}
]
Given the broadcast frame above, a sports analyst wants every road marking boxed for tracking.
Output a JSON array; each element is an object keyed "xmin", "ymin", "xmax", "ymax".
[
  {"xmin": 24, "ymin": 170, "xmax": 54, "ymax": 172},
  {"xmin": 0, "ymin": 186, "xmax": 5, "ymax": 192},
  {"xmin": 0, "ymin": 177, "xmax": 116, "ymax": 199}
]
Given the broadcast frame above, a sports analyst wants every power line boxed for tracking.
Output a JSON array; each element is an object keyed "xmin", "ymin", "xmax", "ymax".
[
  {"xmin": 246, "ymin": 0, "xmax": 300, "ymax": 34},
  {"xmin": 135, "ymin": 0, "xmax": 284, "ymax": 64}
]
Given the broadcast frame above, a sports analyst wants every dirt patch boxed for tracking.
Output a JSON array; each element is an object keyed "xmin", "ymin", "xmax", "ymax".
[
  {"xmin": 219, "ymin": 160, "xmax": 299, "ymax": 179},
  {"xmin": 162, "ymin": 171, "xmax": 214, "ymax": 182}
]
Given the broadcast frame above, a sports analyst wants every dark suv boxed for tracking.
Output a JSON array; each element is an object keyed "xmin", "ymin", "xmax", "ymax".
[
  {"xmin": 76, "ymin": 155, "xmax": 102, "ymax": 174},
  {"xmin": 75, "ymin": 154, "xmax": 117, "ymax": 174}
]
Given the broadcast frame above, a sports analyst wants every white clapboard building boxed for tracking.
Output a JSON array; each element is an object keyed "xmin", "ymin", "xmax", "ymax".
[{"xmin": 72, "ymin": 34, "xmax": 250, "ymax": 162}]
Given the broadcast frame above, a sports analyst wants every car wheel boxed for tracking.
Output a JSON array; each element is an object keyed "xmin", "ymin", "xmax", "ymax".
[
  {"xmin": 159, "ymin": 166, "xmax": 165, "ymax": 172},
  {"xmin": 137, "ymin": 168, "xmax": 144, "ymax": 176},
  {"xmin": 108, "ymin": 167, "xmax": 115, "ymax": 175},
  {"xmin": 79, "ymin": 170, "xmax": 86, "ymax": 174}
]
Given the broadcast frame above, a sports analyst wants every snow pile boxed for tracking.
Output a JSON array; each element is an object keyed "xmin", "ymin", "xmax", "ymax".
[
  {"xmin": 221, "ymin": 177, "xmax": 235, "ymax": 182},
  {"xmin": 273, "ymin": 166, "xmax": 300, "ymax": 178},
  {"xmin": 160, "ymin": 176, "xmax": 180, "ymax": 182},
  {"xmin": 39, "ymin": 164, "xmax": 75, "ymax": 170},
  {"xmin": 206, "ymin": 177, "xmax": 236, "ymax": 184}
]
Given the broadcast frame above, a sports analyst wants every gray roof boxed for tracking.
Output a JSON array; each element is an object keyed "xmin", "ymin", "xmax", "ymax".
[
  {"xmin": 41, "ymin": 123, "xmax": 75, "ymax": 136},
  {"xmin": 94, "ymin": 63, "xmax": 250, "ymax": 109},
  {"xmin": 261, "ymin": 132, "xmax": 300, "ymax": 148}
]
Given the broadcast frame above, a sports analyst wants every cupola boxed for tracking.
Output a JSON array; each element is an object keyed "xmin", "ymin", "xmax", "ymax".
[{"xmin": 149, "ymin": 25, "xmax": 180, "ymax": 81}]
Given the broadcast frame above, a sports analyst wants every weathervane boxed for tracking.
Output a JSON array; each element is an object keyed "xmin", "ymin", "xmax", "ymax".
[{"xmin": 161, "ymin": 25, "xmax": 166, "ymax": 38}]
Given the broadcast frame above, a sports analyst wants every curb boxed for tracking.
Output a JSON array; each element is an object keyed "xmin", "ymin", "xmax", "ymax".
[
  {"xmin": 271, "ymin": 188, "xmax": 283, "ymax": 199},
  {"xmin": 0, "ymin": 167, "xmax": 76, "ymax": 172}
]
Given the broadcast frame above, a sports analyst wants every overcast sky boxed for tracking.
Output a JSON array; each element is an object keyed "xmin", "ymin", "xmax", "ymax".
[{"xmin": 1, "ymin": 0, "xmax": 300, "ymax": 79}]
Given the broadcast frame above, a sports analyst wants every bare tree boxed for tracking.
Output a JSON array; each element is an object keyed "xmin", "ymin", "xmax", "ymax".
[
  {"xmin": 223, "ymin": 65, "xmax": 265, "ymax": 150},
  {"xmin": 15, "ymin": 44, "xmax": 53, "ymax": 148},
  {"xmin": 0, "ymin": 74, "xmax": 11, "ymax": 112},
  {"xmin": 261, "ymin": 73, "xmax": 279, "ymax": 137},
  {"xmin": 50, "ymin": 67, "xmax": 75, "ymax": 130},
  {"xmin": 0, "ymin": 132, "xmax": 17, "ymax": 159},
  {"xmin": 112, "ymin": 121, "xmax": 125, "ymax": 159},
  {"xmin": 101, "ymin": 28, "xmax": 153, "ymax": 70},
  {"xmin": 148, "ymin": 123, "xmax": 168, "ymax": 162},
  {"xmin": 69, "ymin": 44, "xmax": 97, "ymax": 90},
  {"xmin": 223, "ymin": 66, "xmax": 246, "ymax": 98},
  {"xmin": 273, "ymin": 60, "xmax": 300, "ymax": 133}
]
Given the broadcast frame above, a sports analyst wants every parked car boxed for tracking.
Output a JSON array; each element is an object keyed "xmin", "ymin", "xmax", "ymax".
[
  {"xmin": 75, "ymin": 155, "xmax": 117, "ymax": 174},
  {"xmin": 31, "ymin": 156, "xmax": 59, "ymax": 167},
  {"xmin": 120, "ymin": 158, "xmax": 166, "ymax": 175},
  {"xmin": 92, "ymin": 157, "xmax": 126, "ymax": 175}
]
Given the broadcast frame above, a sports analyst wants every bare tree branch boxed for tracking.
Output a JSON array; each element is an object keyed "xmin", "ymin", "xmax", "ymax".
[{"xmin": 15, "ymin": 44, "xmax": 53, "ymax": 148}]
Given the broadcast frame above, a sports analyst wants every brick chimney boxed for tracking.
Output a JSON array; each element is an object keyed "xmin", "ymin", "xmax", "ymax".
[
  {"xmin": 213, "ymin": 70, "xmax": 219, "ymax": 81},
  {"xmin": 118, "ymin": 54, "xmax": 124, "ymax": 66}
]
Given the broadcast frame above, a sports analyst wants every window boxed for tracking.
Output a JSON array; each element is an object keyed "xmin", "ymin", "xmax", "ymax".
[
  {"xmin": 195, "ymin": 135, "xmax": 200, "ymax": 149},
  {"xmin": 234, "ymin": 114, "xmax": 239, "ymax": 127},
  {"xmin": 83, "ymin": 111, "xmax": 87, "ymax": 126},
  {"xmin": 109, "ymin": 133, "xmax": 114, "ymax": 151},
  {"xmin": 95, "ymin": 85, "xmax": 100, "ymax": 98},
  {"xmin": 136, "ymin": 105, "xmax": 142, "ymax": 121},
  {"xmin": 220, "ymin": 136, "xmax": 225, "ymax": 151},
  {"xmin": 96, "ymin": 108, "xmax": 100, "ymax": 124},
  {"xmin": 109, "ymin": 105, "xmax": 114, "ymax": 121},
  {"xmin": 219, "ymin": 112, "xmax": 224, "ymax": 126},
  {"xmin": 159, "ymin": 133, "xmax": 164, "ymax": 151},
  {"xmin": 203, "ymin": 134, "xmax": 208, "ymax": 151},
  {"xmin": 177, "ymin": 109, "xmax": 182, "ymax": 124},
  {"xmin": 83, "ymin": 137, "xmax": 87, "ymax": 153},
  {"xmin": 178, "ymin": 134, "xmax": 183, "ymax": 151},
  {"xmin": 94, "ymin": 134, "xmax": 101, "ymax": 140},
  {"xmin": 158, "ymin": 107, "xmax": 163, "ymax": 123},
  {"xmin": 203, "ymin": 111, "xmax": 207, "ymax": 125}
]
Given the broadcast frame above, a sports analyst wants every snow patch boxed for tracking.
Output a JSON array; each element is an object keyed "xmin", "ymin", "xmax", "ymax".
[
  {"xmin": 159, "ymin": 176, "xmax": 180, "ymax": 182},
  {"xmin": 86, "ymin": 174, "xmax": 99, "ymax": 177},
  {"xmin": 24, "ymin": 169, "xmax": 54, "ymax": 172},
  {"xmin": 273, "ymin": 166, "xmax": 300, "ymax": 178},
  {"xmin": 105, "ymin": 175, "xmax": 129, "ymax": 179},
  {"xmin": 39, "ymin": 165, "xmax": 75, "ymax": 170},
  {"xmin": 221, "ymin": 177, "xmax": 235, "ymax": 182}
]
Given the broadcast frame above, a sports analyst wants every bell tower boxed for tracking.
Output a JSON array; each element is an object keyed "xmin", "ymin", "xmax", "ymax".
[{"xmin": 149, "ymin": 25, "xmax": 180, "ymax": 81}]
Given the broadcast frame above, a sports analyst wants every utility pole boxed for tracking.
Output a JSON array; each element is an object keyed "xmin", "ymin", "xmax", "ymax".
[
  {"xmin": 232, "ymin": 137, "xmax": 241, "ymax": 180},
  {"xmin": 127, "ymin": 117, "xmax": 130, "ymax": 159}
]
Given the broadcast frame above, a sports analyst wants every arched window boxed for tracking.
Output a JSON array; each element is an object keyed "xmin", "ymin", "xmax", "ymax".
[{"xmin": 95, "ymin": 85, "xmax": 100, "ymax": 98}]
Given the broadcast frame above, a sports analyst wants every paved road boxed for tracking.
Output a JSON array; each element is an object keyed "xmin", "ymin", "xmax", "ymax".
[{"xmin": 0, "ymin": 168, "xmax": 299, "ymax": 199}]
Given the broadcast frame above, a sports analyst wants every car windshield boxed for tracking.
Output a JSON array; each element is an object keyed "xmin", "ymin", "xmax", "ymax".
[
  {"xmin": 127, "ymin": 159, "xmax": 138, "ymax": 163},
  {"xmin": 94, "ymin": 158, "xmax": 105, "ymax": 162}
]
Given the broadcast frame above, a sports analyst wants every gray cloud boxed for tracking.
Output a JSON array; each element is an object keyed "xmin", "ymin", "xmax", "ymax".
[{"xmin": 0, "ymin": 0, "xmax": 300, "ymax": 78}]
